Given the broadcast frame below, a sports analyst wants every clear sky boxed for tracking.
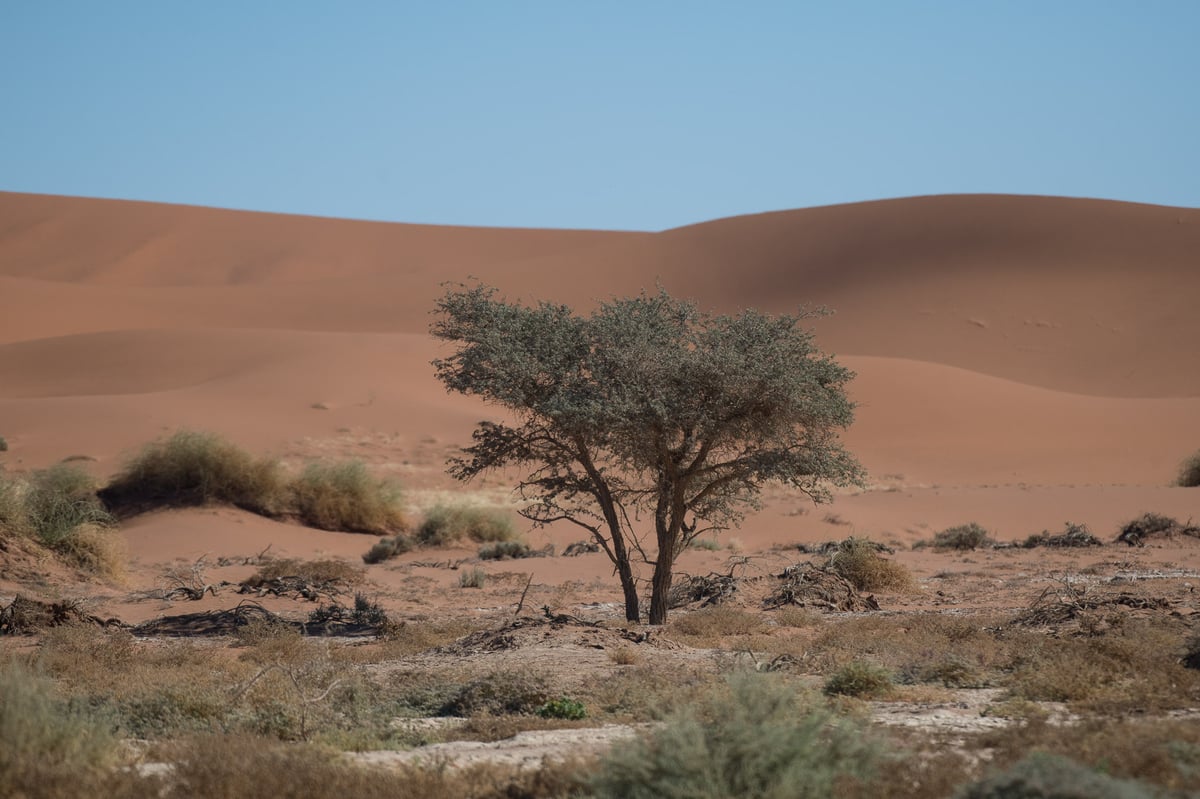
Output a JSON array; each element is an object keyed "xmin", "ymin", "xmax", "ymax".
[{"xmin": 3, "ymin": 2, "xmax": 1198, "ymax": 230}]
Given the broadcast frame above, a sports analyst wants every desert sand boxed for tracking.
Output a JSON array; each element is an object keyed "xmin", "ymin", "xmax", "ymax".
[{"xmin": 1, "ymin": 191, "xmax": 1198, "ymax": 783}]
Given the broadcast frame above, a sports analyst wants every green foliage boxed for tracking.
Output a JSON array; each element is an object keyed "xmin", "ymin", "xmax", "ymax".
[
  {"xmin": 101, "ymin": 430, "xmax": 286, "ymax": 516},
  {"xmin": 933, "ymin": 522, "xmax": 992, "ymax": 550},
  {"xmin": 432, "ymin": 283, "xmax": 863, "ymax": 625},
  {"xmin": 1177, "ymin": 450, "xmax": 1200, "ymax": 487},
  {"xmin": 291, "ymin": 460, "xmax": 406, "ymax": 534},
  {"xmin": 537, "ymin": 697, "xmax": 587, "ymax": 720},
  {"xmin": 591, "ymin": 673, "xmax": 881, "ymax": 799},
  {"xmin": 362, "ymin": 534, "xmax": 413, "ymax": 564},
  {"xmin": 823, "ymin": 660, "xmax": 893, "ymax": 698},
  {"xmin": 417, "ymin": 503, "xmax": 517, "ymax": 546},
  {"xmin": 956, "ymin": 752, "xmax": 1157, "ymax": 799},
  {"xmin": 0, "ymin": 662, "xmax": 119, "ymax": 794}
]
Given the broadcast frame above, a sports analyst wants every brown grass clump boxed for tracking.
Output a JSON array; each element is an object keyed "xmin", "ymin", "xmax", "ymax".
[
  {"xmin": 669, "ymin": 605, "xmax": 768, "ymax": 645},
  {"xmin": 290, "ymin": 460, "xmax": 406, "ymax": 534},
  {"xmin": 823, "ymin": 660, "xmax": 893, "ymax": 698},
  {"xmin": 826, "ymin": 537, "xmax": 916, "ymax": 593},
  {"xmin": 242, "ymin": 558, "xmax": 364, "ymax": 596},
  {"xmin": 362, "ymin": 534, "xmax": 414, "ymax": 564},
  {"xmin": 100, "ymin": 430, "xmax": 287, "ymax": 516}
]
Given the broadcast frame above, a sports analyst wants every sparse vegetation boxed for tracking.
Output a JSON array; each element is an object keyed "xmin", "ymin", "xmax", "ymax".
[
  {"xmin": 417, "ymin": 503, "xmax": 518, "ymax": 546},
  {"xmin": 591, "ymin": 673, "xmax": 882, "ymax": 799},
  {"xmin": 933, "ymin": 522, "xmax": 992, "ymax": 550},
  {"xmin": 823, "ymin": 660, "xmax": 894, "ymax": 698},
  {"xmin": 100, "ymin": 430, "xmax": 286, "ymax": 516},
  {"xmin": 362, "ymin": 534, "xmax": 414, "ymax": 564},
  {"xmin": 956, "ymin": 752, "xmax": 1158, "ymax": 799},
  {"xmin": 1177, "ymin": 449, "xmax": 1200, "ymax": 487},
  {"xmin": 458, "ymin": 567, "xmax": 487, "ymax": 588},
  {"xmin": 0, "ymin": 435, "xmax": 7, "ymax": 452},
  {"xmin": 477, "ymin": 540, "xmax": 536, "ymax": 560},
  {"xmin": 825, "ymin": 537, "xmax": 916, "ymax": 592},
  {"xmin": 1023, "ymin": 521, "xmax": 1101, "ymax": 548},
  {"xmin": 440, "ymin": 671, "xmax": 552, "ymax": 717},
  {"xmin": 537, "ymin": 697, "xmax": 587, "ymax": 720},
  {"xmin": 291, "ymin": 460, "xmax": 406, "ymax": 534},
  {"xmin": 1116, "ymin": 512, "xmax": 1200, "ymax": 545}
]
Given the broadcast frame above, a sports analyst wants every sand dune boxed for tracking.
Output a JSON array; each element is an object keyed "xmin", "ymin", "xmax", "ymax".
[{"xmin": 0, "ymin": 190, "xmax": 1196, "ymax": 496}]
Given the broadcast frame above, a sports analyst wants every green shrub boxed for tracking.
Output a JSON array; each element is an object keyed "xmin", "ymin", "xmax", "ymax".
[
  {"xmin": 362, "ymin": 534, "xmax": 413, "ymax": 564},
  {"xmin": 0, "ymin": 662, "xmax": 119, "ymax": 795},
  {"xmin": 24, "ymin": 464, "xmax": 114, "ymax": 546},
  {"xmin": 1178, "ymin": 450, "xmax": 1200, "ymax": 488},
  {"xmin": 537, "ymin": 697, "xmax": 587, "ymax": 720},
  {"xmin": 826, "ymin": 537, "xmax": 915, "ymax": 592},
  {"xmin": 291, "ymin": 460, "xmax": 406, "ymax": 534},
  {"xmin": 417, "ymin": 503, "xmax": 517, "ymax": 546},
  {"xmin": 956, "ymin": 752, "xmax": 1157, "ymax": 799},
  {"xmin": 100, "ymin": 430, "xmax": 286, "ymax": 516},
  {"xmin": 591, "ymin": 673, "xmax": 882, "ymax": 799},
  {"xmin": 933, "ymin": 522, "xmax": 992, "ymax": 550},
  {"xmin": 477, "ymin": 540, "xmax": 534, "ymax": 560},
  {"xmin": 823, "ymin": 660, "xmax": 893, "ymax": 698}
]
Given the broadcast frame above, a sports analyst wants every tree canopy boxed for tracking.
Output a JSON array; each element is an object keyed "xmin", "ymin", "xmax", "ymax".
[{"xmin": 432, "ymin": 283, "xmax": 863, "ymax": 624}]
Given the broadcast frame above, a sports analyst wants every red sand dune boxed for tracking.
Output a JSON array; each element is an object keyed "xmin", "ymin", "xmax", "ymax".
[{"xmin": 1, "ymin": 190, "xmax": 1197, "ymax": 570}]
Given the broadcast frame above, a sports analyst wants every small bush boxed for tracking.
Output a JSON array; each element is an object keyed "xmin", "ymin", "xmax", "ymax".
[
  {"xmin": 1116, "ymin": 512, "xmax": 1200, "ymax": 545},
  {"xmin": 823, "ymin": 660, "xmax": 893, "ymax": 698},
  {"xmin": 458, "ymin": 567, "xmax": 487, "ymax": 589},
  {"xmin": 537, "ymin": 697, "xmax": 587, "ymax": 720},
  {"xmin": 440, "ymin": 671, "xmax": 551, "ymax": 717},
  {"xmin": 100, "ymin": 430, "xmax": 286, "ymax": 516},
  {"xmin": 670, "ymin": 606, "xmax": 767, "ymax": 641},
  {"xmin": 477, "ymin": 540, "xmax": 534, "ymax": 560},
  {"xmin": 0, "ymin": 662, "xmax": 119, "ymax": 795},
  {"xmin": 417, "ymin": 503, "xmax": 518, "ymax": 546},
  {"xmin": 827, "ymin": 537, "xmax": 915, "ymax": 592},
  {"xmin": 0, "ymin": 436, "xmax": 7, "ymax": 452},
  {"xmin": 934, "ymin": 522, "xmax": 992, "ymax": 550},
  {"xmin": 362, "ymin": 534, "xmax": 413, "ymax": 564},
  {"xmin": 25, "ymin": 464, "xmax": 114, "ymax": 546},
  {"xmin": 591, "ymin": 673, "xmax": 882, "ymax": 799},
  {"xmin": 291, "ymin": 460, "xmax": 406, "ymax": 534},
  {"xmin": 956, "ymin": 752, "xmax": 1157, "ymax": 799},
  {"xmin": 56, "ymin": 523, "xmax": 128, "ymax": 581},
  {"xmin": 1178, "ymin": 450, "xmax": 1200, "ymax": 487}
]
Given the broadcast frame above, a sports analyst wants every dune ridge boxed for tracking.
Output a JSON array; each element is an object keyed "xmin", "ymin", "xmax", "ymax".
[{"xmin": 0, "ymin": 190, "xmax": 1197, "ymax": 489}]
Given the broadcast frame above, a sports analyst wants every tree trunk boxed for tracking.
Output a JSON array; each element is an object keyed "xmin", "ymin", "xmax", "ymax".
[
  {"xmin": 617, "ymin": 559, "xmax": 640, "ymax": 622},
  {"xmin": 647, "ymin": 557, "xmax": 673, "ymax": 625}
]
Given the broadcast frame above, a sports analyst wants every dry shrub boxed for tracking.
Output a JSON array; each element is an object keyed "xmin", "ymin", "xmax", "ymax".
[
  {"xmin": 1023, "ymin": 521, "xmax": 1102, "ymax": 549},
  {"xmin": 972, "ymin": 717, "xmax": 1200, "ymax": 796},
  {"xmin": 823, "ymin": 660, "xmax": 893, "ymax": 698},
  {"xmin": 591, "ymin": 673, "xmax": 883, "ymax": 799},
  {"xmin": 932, "ymin": 523, "xmax": 992, "ymax": 550},
  {"xmin": 957, "ymin": 752, "xmax": 1158, "ymax": 799},
  {"xmin": 56, "ymin": 522, "xmax": 128, "ymax": 582},
  {"xmin": 608, "ymin": 646, "xmax": 641, "ymax": 665},
  {"xmin": 243, "ymin": 558, "xmax": 364, "ymax": 592},
  {"xmin": 417, "ymin": 503, "xmax": 518, "ymax": 546},
  {"xmin": 478, "ymin": 540, "xmax": 537, "ymax": 560},
  {"xmin": 291, "ymin": 460, "xmax": 406, "ymax": 534},
  {"xmin": 826, "ymin": 538, "xmax": 916, "ymax": 592},
  {"xmin": 1116, "ymin": 512, "xmax": 1200, "ymax": 546},
  {"xmin": 1003, "ymin": 619, "xmax": 1200, "ymax": 711},
  {"xmin": 439, "ymin": 670, "xmax": 552, "ymax": 717},
  {"xmin": 1177, "ymin": 449, "xmax": 1200, "ymax": 487},
  {"xmin": 101, "ymin": 430, "xmax": 287, "ymax": 516},
  {"xmin": 581, "ymin": 662, "xmax": 719, "ymax": 721},
  {"xmin": 801, "ymin": 613, "xmax": 1012, "ymax": 680},
  {"xmin": 669, "ymin": 605, "xmax": 767, "ymax": 644},
  {"xmin": 0, "ymin": 662, "xmax": 123, "ymax": 799},
  {"xmin": 362, "ymin": 534, "xmax": 413, "ymax": 564}
]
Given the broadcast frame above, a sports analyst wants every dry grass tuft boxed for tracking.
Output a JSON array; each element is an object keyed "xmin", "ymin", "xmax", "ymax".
[
  {"xmin": 290, "ymin": 460, "xmax": 406, "ymax": 534},
  {"xmin": 826, "ymin": 537, "xmax": 916, "ymax": 593},
  {"xmin": 417, "ymin": 503, "xmax": 519, "ymax": 546}
]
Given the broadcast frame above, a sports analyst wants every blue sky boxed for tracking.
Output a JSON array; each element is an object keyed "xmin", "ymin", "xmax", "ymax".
[{"xmin": 3, "ymin": 2, "xmax": 1198, "ymax": 230}]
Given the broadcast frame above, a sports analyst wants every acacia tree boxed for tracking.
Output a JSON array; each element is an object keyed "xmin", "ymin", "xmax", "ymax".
[{"xmin": 432, "ymin": 284, "xmax": 863, "ymax": 625}]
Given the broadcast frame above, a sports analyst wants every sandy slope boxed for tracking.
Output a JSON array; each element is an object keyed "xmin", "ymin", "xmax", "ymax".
[{"xmin": 0, "ymin": 190, "xmax": 1197, "ymax": 601}]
